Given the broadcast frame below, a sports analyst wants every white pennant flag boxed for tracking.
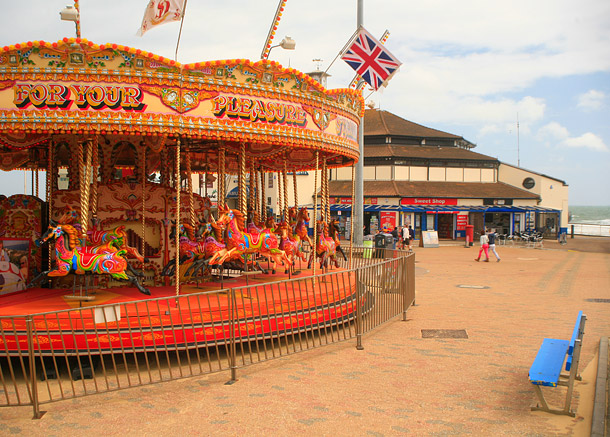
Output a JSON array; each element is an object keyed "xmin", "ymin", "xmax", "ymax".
[{"xmin": 137, "ymin": 0, "xmax": 186, "ymax": 36}]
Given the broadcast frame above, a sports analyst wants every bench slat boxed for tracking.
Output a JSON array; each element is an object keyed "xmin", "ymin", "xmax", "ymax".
[
  {"xmin": 529, "ymin": 338, "xmax": 569, "ymax": 387},
  {"xmin": 566, "ymin": 311, "xmax": 584, "ymax": 371}
]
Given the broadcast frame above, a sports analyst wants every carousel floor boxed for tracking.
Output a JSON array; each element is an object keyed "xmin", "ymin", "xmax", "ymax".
[{"xmin": 0, "ymin": 267, "xmax": 359, "ymax": 355}]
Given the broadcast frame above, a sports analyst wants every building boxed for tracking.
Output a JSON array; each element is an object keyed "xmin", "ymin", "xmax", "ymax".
[{"xmin": 327, "ymin": 109, "xmax": 568, "ymax": 239}]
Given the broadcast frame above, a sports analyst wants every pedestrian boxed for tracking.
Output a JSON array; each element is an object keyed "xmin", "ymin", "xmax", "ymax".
[
  {"xmin": 407, "ymin": 225, "xmax": 415, "ymax": 251},
  {"xmin": 391, "ymin": 226, "xmax": 399, "ymax": 244},
  {"xmin": 487, "ymin": 228, "xmax": 501, "ymax": 262},
  {"xmin": 402, "ymin": 225, "xmax": 410, "ymax": 251},
  {"xmin": 475, "ymin": 228, "xmax": 489, "ymax": 262}
]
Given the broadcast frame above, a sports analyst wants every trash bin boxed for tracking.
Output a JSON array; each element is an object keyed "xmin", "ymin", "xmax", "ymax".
[
  {"xmin": 374, "ymin": 233, "xmax": 387, "ymax": 258},
  {"xmin": 465, "ymin": 225, "xmax": 474, "ymax": 247}
]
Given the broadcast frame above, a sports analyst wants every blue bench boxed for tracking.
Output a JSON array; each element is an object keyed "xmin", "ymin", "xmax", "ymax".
[{"xmin": 528, "ymin": 311, "xmax": 586, "ymax": 416}]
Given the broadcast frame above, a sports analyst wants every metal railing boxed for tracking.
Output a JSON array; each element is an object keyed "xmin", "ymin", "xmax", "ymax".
[
  {"xmin": 568, "ymin": 223, "xmax": 610, "ymax": 237},
  {"xmin": 0, "ymin": 248, "xmax": 415, "ymax": 418}
]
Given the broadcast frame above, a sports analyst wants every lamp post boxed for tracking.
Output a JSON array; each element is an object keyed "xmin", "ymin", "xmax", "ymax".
[
  {"xmin": 353, "ymin": 0, "xmax": 364, "ymax": 245},
  {"xmin": 60, "ymin": 5, "xmax": 80, "ymax": 38},
  {"xmin": 267, "ymin": 36, "xmax": 296, "ymax": 57}
]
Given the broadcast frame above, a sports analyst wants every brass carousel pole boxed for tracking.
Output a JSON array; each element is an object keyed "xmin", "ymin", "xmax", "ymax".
[
  {"xmin": 282, "ymin": 155, "xmax": 289, "ymax": 224},
  {"xmin": 141, "ymin": 144, "xmax": 146, "ymax": 261},
  {"xmin": 219, "ymin": 145, "xmax": 226, "ymax": 209},
  {"xmin": 239, "ymin": 142, "xmax": 246, "ymax": 213},
  {"xmin": 260, "ymin": 168, "xmax": 266, "ymax": 223},
  {"xmin": 312, "ymin": 150, "xmax": 319, "ymax": 279},
  {"xmin": 293, "ymin": 167, "xmax": 298, "ymax": 208},
  {"xmin": 175, "ymin": 139, "xmax": 181, "ymax": 297},
  {"xmin": 277, "ymin": 170, "xmax": 282, "ymax": 222},
  {"xmin": 254, "ymin": 165, "xmax": 260, "ymax": 218},
  {"xmin": 185, "ymin": 145, "xmax": 195, "ymax": 229},
  {"xmin": 91, "ymin": 136, "xmax": 99, "ymax": 228},
  {"xmin": 249, "ymin": 161, "xmax": 255, "ymax": 215},
  {"xmin": 324, "ymin": 159, "xmax": 330, "ymax": 223},
  {"xmin": 46, "ymin": 140, "xmax": 53, "ymax": 271},
  {"xmin": 80, "ymin": 140, "xmax": 93, "ymax": 238}
]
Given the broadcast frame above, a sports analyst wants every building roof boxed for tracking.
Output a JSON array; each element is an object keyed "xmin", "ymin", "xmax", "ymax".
[
  {"xmin": 327, "ymin": 180, "xmax": 540, "ymax": 200},
  {"xmin": 364, "ymin": 109, "xmax": 462, "ymax": 139},
  {"xmin": 364, "ymin": 144, "xmax": 497, "ymax": 162}
]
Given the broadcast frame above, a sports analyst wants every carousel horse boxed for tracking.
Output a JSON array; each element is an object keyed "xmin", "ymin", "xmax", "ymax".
[
  {"xmin": 30, "ymin": 222, "xmax": 151, "ymax": 295},
  {"xmin": 56, "ymin": 211, "xmax": 146, "ymax": 277},
  {"xmin": 329, "ymin": 219, "xmax": 348, "ymax": 261},
  {"xmin": 293, "ymin": 207, "xmax": 313, "ymax": 248},
  {"xmin": 161, "ymin": 222, "xmax": 228, "ymax": 278},
  {"xmin": 277, "ymin": 222, "xmax": 307, "ymax": 273},
  {"xmin": 307, "ymin": 220, "xmax": 339, "ymax": 270},
  {"xmin": 211, "ymin": 205, "xmax": 292, "ymax": 273},
  {"xmin": 86, "ymin": 225, "xmax": 146, "ymax": 263}
]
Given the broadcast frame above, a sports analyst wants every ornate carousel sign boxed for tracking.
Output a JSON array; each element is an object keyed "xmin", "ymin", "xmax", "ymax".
[{"xmin": 0, "ymin": 38, "xmax": 363, "ymax": 171}]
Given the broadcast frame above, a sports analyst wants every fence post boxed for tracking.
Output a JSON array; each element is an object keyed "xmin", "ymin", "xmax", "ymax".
[
  {"xmin": 401, "ymin": 257, "xmax": 408, "ymax": 321},
  {"xmin": 355, "ymin": 268, "xmax": 364, "ymax": 350},
  {"xmin": 26, "ymin": 316, "xmax": 44, "ymax": 419},
  {"xmin": 227, "ymin": 288, "xmax": 238, "ymax": 383}
]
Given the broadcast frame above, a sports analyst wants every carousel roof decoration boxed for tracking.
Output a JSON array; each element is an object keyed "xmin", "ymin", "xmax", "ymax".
[{"xmin": 0, "ymin": 38, "xmax": 363, "ymax": 173}]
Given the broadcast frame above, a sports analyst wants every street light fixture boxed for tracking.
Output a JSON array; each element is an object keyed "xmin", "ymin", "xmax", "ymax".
[
  {"xmin": 268, "ymin": 36, "xmax": 296, "ymax": 55},
  {"xmin": 60, "ymin": 5, "xmax": 80, "ymax": 38},
  {"xmin": 60, "ymin": 5, "xmax": 79, "ymax": 22}
]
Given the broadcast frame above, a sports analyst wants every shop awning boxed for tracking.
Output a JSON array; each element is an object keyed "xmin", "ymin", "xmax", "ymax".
[{"xmin": 329, "ymin": 204, "xmax": 561, "ymax": 214}]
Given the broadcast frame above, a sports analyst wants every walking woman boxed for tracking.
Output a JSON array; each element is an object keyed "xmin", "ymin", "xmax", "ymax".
[{"xmin": 475, "ymin": 228, "xmax": 489, "ymax": 262}]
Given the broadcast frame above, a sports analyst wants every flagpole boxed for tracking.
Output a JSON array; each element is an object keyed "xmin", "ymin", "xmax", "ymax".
[
  {"xmin": 353, "ymin": 0, "xmax": 364, "ymax": 245},
  {"xmin": 175, "ymin": 0, "xmax": 189, "ymax": 61}
]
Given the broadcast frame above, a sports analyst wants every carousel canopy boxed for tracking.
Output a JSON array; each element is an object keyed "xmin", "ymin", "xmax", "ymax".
[{"xmin": 0, "ymin": 38, "xmax": 363, "ymax": 173}]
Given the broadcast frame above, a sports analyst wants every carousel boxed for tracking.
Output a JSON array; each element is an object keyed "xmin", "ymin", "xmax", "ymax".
[{"xmin": 0, "ymin": 37, "xmax": 364, "ymax": 355}]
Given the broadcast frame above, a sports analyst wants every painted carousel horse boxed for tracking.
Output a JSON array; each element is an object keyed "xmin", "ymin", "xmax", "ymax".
[
  {"xmin": 277, "ymin": 221, "xmax": 307, "ymax": 273},
  {"xmin": 86, "ymin": 225, "xmax": 146, "ymax": 262},
  {"xmin": 29, "ymin": 222, "xmax": 150, "ymax": 295},
  {"xmin": 162, "ymin": 222, "xmax": 228, "ymax": 278},
  {"xmin": 85, "ymin": 225, "xmax": 147, "ymax": 278},
  {"xmin": 55, "ymin": 211, "xmax": 146, "ymax": 277},
  {"xmin": 293, "ymin": 207, "xmax": 313, "ymax": 248},
  {"xmin": 211, "ymin": 205, "xmax": 292, "ymax": 273},
  {"xmin": 329, "ymin": 219, "xmax": 347, "ymax": 261},
  {"xmin": 307, "ymin": 220, "xmax": 339, "ymax": 270}
]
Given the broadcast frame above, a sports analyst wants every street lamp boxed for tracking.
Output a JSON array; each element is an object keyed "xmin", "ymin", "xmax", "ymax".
[
  {"xmin": 268, "ymin": 36, "xmax": 296, "ymax": 56},
  {"xmin": 60, "ymin": 5, "xmax": 80, "ymax": 38}
]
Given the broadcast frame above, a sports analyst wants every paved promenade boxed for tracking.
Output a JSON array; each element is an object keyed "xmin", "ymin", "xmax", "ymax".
[{"xmin": 1, "ymin": 237, "xmax": 608, "ymax": 436}]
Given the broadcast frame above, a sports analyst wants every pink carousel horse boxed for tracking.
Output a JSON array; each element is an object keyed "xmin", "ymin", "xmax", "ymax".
[
  {"xmin": 307, "ymin": 220, "xmax": 339, "ymax": 270},
  {"xmin": 293, "ymin": 207, "xmax": 312, "ymax": 248},
  {"xmin": 277, "ymin": 221, "xmax": 307, "ymax": 273}
]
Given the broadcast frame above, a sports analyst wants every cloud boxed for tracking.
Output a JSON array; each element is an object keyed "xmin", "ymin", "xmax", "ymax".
[
  {"xmin": 563, "ymin": 133, "xmax": 608, "ymax": 152},
  {"xmin": 538, "ymin": 122, "xmax": 608, "ymax": 152},
  {"xmin": 577, "ymin": 90, "xmax": 606, "ymax": 110}
]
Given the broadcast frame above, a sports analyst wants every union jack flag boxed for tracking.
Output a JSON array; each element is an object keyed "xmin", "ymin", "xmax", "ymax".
[{"xmin": 341, "ymin": 27, "xmax": 402, "ymax": 91}]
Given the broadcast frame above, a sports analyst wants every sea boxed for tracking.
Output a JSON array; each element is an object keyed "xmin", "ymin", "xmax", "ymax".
[{"xmin": 568, "ymin": 205, "xmax": 610, "ymax": 226}]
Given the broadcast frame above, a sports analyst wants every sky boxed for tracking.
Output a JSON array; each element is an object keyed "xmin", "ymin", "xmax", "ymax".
[{"xmin": 0, "ymin": 0, "xmax": 609, "ymax": 205}]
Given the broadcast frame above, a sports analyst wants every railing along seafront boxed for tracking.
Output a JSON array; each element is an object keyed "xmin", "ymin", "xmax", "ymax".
[
  {"xmin": 568, "ymin": 223, "xmax": 610, "ymax": 237},
  {"xmin": 0, "ymin": 247, "xmax": 415, "ymax": 418}
]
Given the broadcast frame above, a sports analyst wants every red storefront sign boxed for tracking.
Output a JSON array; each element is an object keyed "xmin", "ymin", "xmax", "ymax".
[
  {"xmin": 456, "ymin": 214, "xmax": 468, "ymax": 231},
  {"xmin": 379, "ymin": 212, "xmax": 396, "ymax": 230},
  {"xmin": 401, "ymin": 198, "xmax": 458, "ymax": 206}
]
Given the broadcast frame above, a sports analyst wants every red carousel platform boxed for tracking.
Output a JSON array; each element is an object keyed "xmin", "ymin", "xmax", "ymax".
[{"xmin": 0, "ymin": 267, "xmax": 359, "ymax": 356}]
